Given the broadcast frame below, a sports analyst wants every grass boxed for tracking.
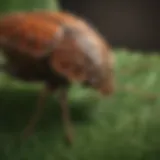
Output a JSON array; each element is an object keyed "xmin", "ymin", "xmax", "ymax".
[{"xmin": 0, "ymin": 49, "xmax": 160, "ymax": 160}]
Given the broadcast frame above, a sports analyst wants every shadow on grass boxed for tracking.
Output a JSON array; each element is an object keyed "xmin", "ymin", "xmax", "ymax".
[
  {"xmin": 0, "ymin": 87, "xmax": 96, "ymax": 132},
  {"xmin": 0, "ymin": 87, "xmax": 97, "ymax": 156}
]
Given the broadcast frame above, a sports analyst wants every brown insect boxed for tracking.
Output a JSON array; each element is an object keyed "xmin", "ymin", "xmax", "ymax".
[{"xmin": 0, "ymin": 11, "xmax": 115, "ymax": 144}]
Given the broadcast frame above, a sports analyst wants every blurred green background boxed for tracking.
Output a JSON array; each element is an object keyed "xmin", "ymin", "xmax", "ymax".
[
  {"xmin": 0, "ymin": 0, "xmax": 60, "ymax": 12},
  {"xmin": 0, "ymin": 1, "xmax": 160, "ymax": 160}
]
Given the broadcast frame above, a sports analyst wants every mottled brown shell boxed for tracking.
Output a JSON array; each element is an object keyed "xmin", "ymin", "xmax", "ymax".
[
  {"xmin": 0, "ymin": 11, "xmax": 115, "ymax": 94},
  {"xmin": 0, "ymin": 12, "xmax": 64, "ymax": 58}
]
